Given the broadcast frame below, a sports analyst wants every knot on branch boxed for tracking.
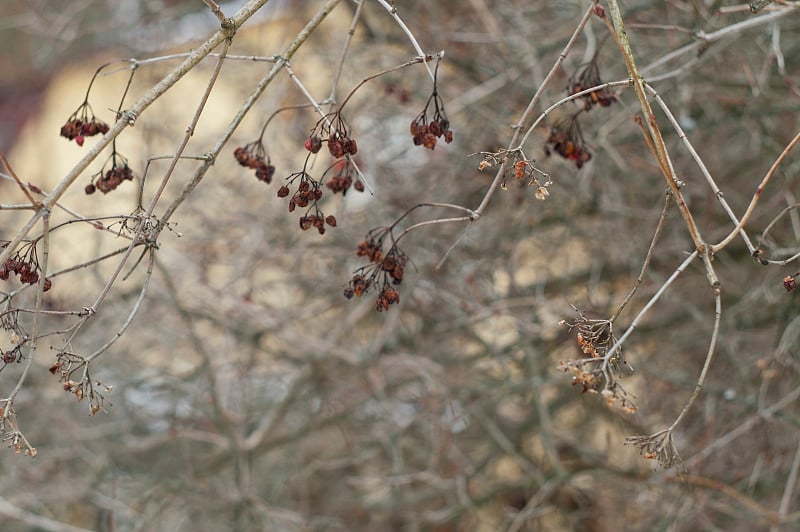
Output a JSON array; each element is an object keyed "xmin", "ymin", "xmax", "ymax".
[
  {"xmin": 120, "ymin": 110, "xmax": 137, "ymax": 127},
  {"xmin": 221, "ymin": 18, "xmax": 236, "ymax": 39}
]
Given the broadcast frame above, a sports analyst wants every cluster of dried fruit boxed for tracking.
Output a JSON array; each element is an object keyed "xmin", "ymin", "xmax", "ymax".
[
  {"xmin": 59, "ymin": 101, "xmax": 109, "ymax": 146},
  {"xmin": 325, "ymin": 160, "xmax": 364, "ymax": 195},
  {"xmin": 234, "ymin": 142, "xmax": 276, "ymax": 183},
  {"xmin": 344, "ymin": 231, "xmax": 408, "ymax": 311},
  {"xmin": 0, "ymin": 257, "xmax": 52, "ymax": 291},
  {"xmin": 86, "ymin": 164, "xmax": 134, "ymax": 194},
  {"xmin": 545, "ymin": 119, "xmax": 592, "ymax": 169},
  {"xmin": 409, "ymin": 91, "xmax": 453, "ymax": 150},
  {"xmin": 567, "ymin": 60, "xmax": 616, "ymax": 111}
]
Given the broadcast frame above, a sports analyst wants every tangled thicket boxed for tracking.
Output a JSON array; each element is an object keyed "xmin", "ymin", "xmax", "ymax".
[{"xmin": 2, "ymin": 0, "xmax": 800, "ymax": 529}]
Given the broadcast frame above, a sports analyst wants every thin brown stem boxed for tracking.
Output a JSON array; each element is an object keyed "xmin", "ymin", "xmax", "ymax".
[{"xmin": 712, "ymin": 129, "xmax": 800, "ymax": 253}]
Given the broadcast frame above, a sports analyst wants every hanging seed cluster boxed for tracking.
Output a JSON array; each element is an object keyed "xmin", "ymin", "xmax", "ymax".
[
  {"xmin": 0, "ymin": 245, "xmax": 53, "ymax": 292},
  {"xmin": 234, "ymin": 141, "xmax": 275, "ymax": 183},
  {"xmin": 545, "ymin": 118, "xmax": 592, "ymax": 169},
  {"xmin": 567, "ymin": 60, "xmax": 617, "ymax": 111},
  {"xmin": 344, "ymin": 229, "xmax": 408, "ymax": 311},
  {"xmin": 59, "ymin": 102, "xmax": 109, "ymax": 147}
]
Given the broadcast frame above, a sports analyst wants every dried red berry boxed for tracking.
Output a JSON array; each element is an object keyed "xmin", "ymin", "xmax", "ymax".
[
  {"xmin": 305, "ymin": 136, "xmax": 323, "ymax": 154},
  {"xmin": 784, "ymin": 276, "xmax": 797, "ymax": 292},
  {"xmin": 325, "ymin": 215, "xmax": 337, "ymax": 227}
]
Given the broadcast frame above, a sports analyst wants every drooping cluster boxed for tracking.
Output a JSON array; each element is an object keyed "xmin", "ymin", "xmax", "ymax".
[
  {"xmin": 480, "ymin": 150, "xmax": 553, "ymax": 200},
  {"xmin": 409, "ymin": 91, "xmax": 453, "ymax": 150},
  {"xmin": 1, "ymin": 346, "xmax": 21, "ymax": 365},
  {"xmin": 234, "ymin": 140, "xmax": 275, "ymax": 184},
  {"xmin": 558, "ymin": 311, "xmax": 636, "ymax": 413},
  {"xmin": 544, "ymin": 116, "xmax": 592, "ymax": 169},
  {"xmin": 49, "ymin": 351, "xmax": 112, "ymax": 416},
  {"xmin": 59, "ymin": 102, "xmax": 109, "ymax": 147},
  {"xmin": 0, "ymin": 247, "xmax": 53, "ymax": 292},
  {"xmin": 567, "ymin": 58, "xmax": 617, "ymax": 111},
  {"xmin": 276, "ymin": 171, "xmax": 336, "ymax": 235},
  {"xmin": 85, "ymin": 153, "xmax": 134, "ymax": 194},
  {"xmin": 409, "ymin": 59, "xmax": 454, "ymax": 150},
  {"xmin": 344, "ymin": 230, "xmax": 408, "ymax": 311},
  {"xmin": 324, "ymin": 159, "xmax": 365, "ymax": 195},
  {"xmin": 305, "ymin": 111, "xmax": 358, "ymax": 158}
]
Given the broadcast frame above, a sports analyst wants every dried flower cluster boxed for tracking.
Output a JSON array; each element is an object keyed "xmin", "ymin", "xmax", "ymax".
[
  {"xmin": 49, "ymin": 352, "xmax": 112, "ymax": 416},
  {"xmin": 479, "ymin": 150, "xmax": 553, "ymax": 199},
  {"xmin": 558, "ymin": 313, "xmax": 635, "ymax": 413},
  {"xmin": 625, "ymin": 430, "xmax": 682, "ymax": 470},
  {"xmin": 344, "ymin": 229, "xmax": 408, "ymax": 311},
  {"xmin": 59, "ymin": 102, "xmax": 109, "ymax": 147},
  {"xmin": 234, "ymin": 140, "xmax": 276, "ymax": 183}
]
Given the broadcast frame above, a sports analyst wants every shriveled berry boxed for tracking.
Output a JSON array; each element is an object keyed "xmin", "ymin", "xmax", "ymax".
[
  {"xmin": 305, "ymin": 136, "xmax": 323, "ymax": 154},
  {"xmin": 784, "ymin": 276, "xmax": 797, "ymax": 292}
]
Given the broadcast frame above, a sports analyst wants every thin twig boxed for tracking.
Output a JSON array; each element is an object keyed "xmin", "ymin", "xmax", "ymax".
[
  {"xmin": 646, "ymin": 84, "xmax": 756, "ymax": 253},
  {"xmin": 0, "ymin": 0, "xmax": 271, "ymax": 269},
  {"xmin": 602, "ymin": 250, "xmax": 699, "ymax": 372},
  {"xmin": 777, "ymin": 431, "xmax": 800, "ymax": 524},
  {"xmin": 86, "ymin": 250, "xmax": 154, "ymax": 363},
  {"xmin": 160, "ymin": 0, "xmax": 344, "ymax": 225},
  {"xmin": 611, "ymin": 192, "xmax": 673, "ymax": 322},
  {"xmin": 475, "ymin": 4, "xmax": 595, "ymax": 217},
  {"xmin": 712, "ymin": 129, "xmax": 800, "ymax": 253},
  {"xmin": 328, "ymin": 0, "xmax": 365, "ymax": 103},
  {"xmin": 374, "ymin": 0, "xmax": 435, "ymax": 81}
]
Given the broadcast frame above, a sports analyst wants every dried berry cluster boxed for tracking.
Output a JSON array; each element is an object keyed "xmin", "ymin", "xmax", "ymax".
[
  {"xmin": 86, "ymin": 164, "xmax": 134, "ymax": 194},
  {"xmin": 59, "ymin": 103, "xmax": 109, "ymax": 147},
  {"xmin": 1, "ymin": 347, "xmax": 21, "ymax": 365},
  {"xmin": 543, "ymin": 54, "xmax": 617, "ymax": 168},
  {"xmin": 344, "ymin": 230, "xmax": 408, "ymax": 311},
  {"xmin": 784, "ymin": 274, "xmax": 798, "ymax": 292},
  {"xmin": 567, "ymin": 59, "xmax": 617, "ymax": 111},
  {"xmin": 0, "ymin": 256, "xmax": 52, "ymax": 292},
  {"xmin": 277, "ymin": 172, "xmax": 336, "ymax": 234},
  {"xmin": 545, "ymin": 117, "xmax": 592, "ymax": 169},
  {"xmin": 234, "ymin": 141, "xmax": 275, "ymax": 183},
  {"xmin": 409, "ymin": 92, "xmax": 453, "ymax": 150},
  {"xmin": 305, "ymin": 112, "xmax": 358, "ymax": 158},
  {"xmin": 324, "ymin": 159, "xmax": 364, "ymax": 195},
  {"xmin": 409, "ymin": 59, "xmax": 454, "ymax": 150}
]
